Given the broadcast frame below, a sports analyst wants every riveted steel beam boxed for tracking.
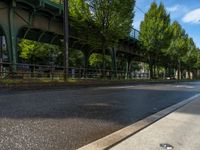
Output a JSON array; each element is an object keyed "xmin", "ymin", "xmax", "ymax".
[{"xmin": 8, "ymin": 0, "xmax": 17, "ymax": 72}]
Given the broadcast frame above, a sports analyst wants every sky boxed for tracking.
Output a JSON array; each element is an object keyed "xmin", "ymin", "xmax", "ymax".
[{"xmin": 134, "ymin": 0, "xmax": 200, "ymax": 48}]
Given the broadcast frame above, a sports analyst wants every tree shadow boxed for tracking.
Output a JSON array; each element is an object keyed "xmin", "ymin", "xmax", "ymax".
[{"xmin": 0, "ymin": 86, "xmax": 198, "ymax": 125}]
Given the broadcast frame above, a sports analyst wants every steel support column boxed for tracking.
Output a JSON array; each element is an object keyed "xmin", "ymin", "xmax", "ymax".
[
  {"xmin": 125, "ymin": 55, "xmax": 131, "ymax": 79},
  {"xmin": 63, "ymin": 0, "xmax": 69, "ymax": 81},
  {"xmin": 7, "ymin": 0, "xmax": 17, "ymax": 73},
  {"xmin": 83, "ymin": 50, "xmax": 90, "ymax": 78},
  {"xmin": 111, "ymin": 48, "xmax": 117, "ymax": 78}
]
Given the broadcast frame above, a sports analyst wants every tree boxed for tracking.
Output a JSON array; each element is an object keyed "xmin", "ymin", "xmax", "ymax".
[
  {"xmin": 19, "ymin": 0, "xmax": 91, "ymax": 67},
  {"xmin": 166, "ymin": 21, "xmax": 188, "ymax": 80},
  {"xmin": 69, "ymin": 49, "xmax": 84, "ymax": 67},
  {"xmin": 89, "ymin": 53, "xmax": 111, "ymax": 69},
  {"xmin": 87, "ymin": 0, "xmax": 135, "ymax": 73},
  {"xmin": 18, "ymin": 39, "xmax": 61, "ymax": 65},
  {"xmin": 192, "ymin": 48, "xmax": 200, "ymax": 79},
  {"xmin": 182, "ymin": 38, "xmax": 198, "ymax": 79},
  {"xmin": 139, "ymin": 2, "xmax": 171, "ymax": 79}
]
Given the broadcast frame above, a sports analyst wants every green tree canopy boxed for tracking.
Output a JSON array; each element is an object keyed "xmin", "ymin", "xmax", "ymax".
[
  {"xmin": 18, "ymin": 39, "xmax": 61, "ymax": 65},
  {"xmin": 139, "ymin": 2, "xmax": 171, "ymax": 78}
]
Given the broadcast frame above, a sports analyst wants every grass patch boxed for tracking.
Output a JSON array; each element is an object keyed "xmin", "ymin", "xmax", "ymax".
[{"xmin": 0, "ymin": 78, "xmax": 198, "ymax": 87}]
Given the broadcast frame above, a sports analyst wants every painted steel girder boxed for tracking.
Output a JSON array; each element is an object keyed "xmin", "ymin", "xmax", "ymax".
[
  {"xmin": 15, "ymin": 0, "xmax": 63, "ymax": 11},
  {"xmin": 0, "ymin": 0, "xmax": 143, "ymax": 67}
]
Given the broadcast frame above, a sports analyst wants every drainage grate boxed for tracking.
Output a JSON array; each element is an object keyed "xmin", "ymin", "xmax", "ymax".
[{"xmin": 160, "ymin": 143, "xmax": 174, "ymax": 149}]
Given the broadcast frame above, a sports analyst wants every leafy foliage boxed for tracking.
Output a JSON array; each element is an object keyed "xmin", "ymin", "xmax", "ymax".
[
  {"xmin": 18, "ymin": 39, "xmax": 61, "ymax": 65},
  {"xmin": 18, "ymin": 0, "xmax": 135, "ymax": 72},
  {"xmin": 18, "ymin": 1, "xmax": 200, "ymax": 80},
  {"xmin": 139, "ymin": 2, "xmax": 171, "ymax": 78},
  {"xmin": 87, "ymin": 0, "xmax": 135, "ymax": 46},
  {"xmin": 89, "ymin": 53, "xmax": 111, "ymax": 69},
  {"xmin": 139, "ymin": 2, "xmax": 200, "ymax": 79}
]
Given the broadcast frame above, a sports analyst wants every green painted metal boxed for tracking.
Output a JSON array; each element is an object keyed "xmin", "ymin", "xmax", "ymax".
[
  {"xmin": 0, "ymin": 0, "xmax": 141, "ymax": 75},
  {"xmin": 0, "ymin": 26, "xmax": 4, "ymax": 36},
  {"xmin": 125, "ymin": 55, "xmax": 131, "ymax": 79},
  {"xmin": 43, "ymin": 0, "xmax": 64, "ymax": 10},
  {"xmin": 111, "ymin": 48, "xmax": 117, "ymax": 77},
  {"xmin": 15, "ymin": 0, "xmax": 63, "ymax": 10},
  {"xmin": 83, "ymin": 51, "xmax": 89, "ymax": 77},
  {"xmin": 8, "ymin": 0, "xmax": 17, "ymax": 72}
]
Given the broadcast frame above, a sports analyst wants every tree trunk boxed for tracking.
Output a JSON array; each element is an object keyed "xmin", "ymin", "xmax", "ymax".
[
  {"xmin": 164, "ymin": 66, "xmax": 168, "ymax": 79},
  {"xmin": 178, "ymin": 60, "xmax": 181, "ymax": 80},
  {"xmin": 193, "ymin": 69, "xmax": 198, "ymax": 80},
  {"xmin": 102, "ymin": 37, "xmax": 106, "ymax": 78},
  {"xmin": 157, "ymin": 66, "xmax": 159, "ymax": 78},
  {"xmin": 149, "ymin": 63, "xmax": 153, "ymax": 79},
  {"xmin": 111, "ymin": 48, "xmax": 117, "ymax": 78},
  {"xmin": 188, "ymin": 68, "xmax": 191, "ymax": 80},
  {"xmin": 181, "ymin": 69, "xmax": 184, "ymax": 80},
  {"xmin": 83, "ymin": 51, "xmax": 90, "ymax": 78}
]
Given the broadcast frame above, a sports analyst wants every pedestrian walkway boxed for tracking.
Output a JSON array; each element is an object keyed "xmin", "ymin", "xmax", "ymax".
[{"xmin": 110, "ymin": 95, "xmax": 200, "ymax": 150}]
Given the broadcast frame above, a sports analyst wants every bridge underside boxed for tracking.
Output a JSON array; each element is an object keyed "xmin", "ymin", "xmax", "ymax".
[
  {"xmin": 0, "ymin": 0, "xmax": 143, "ymax": 73},
  {"xmin": 0, "ymin": 29, "xmax": 3, "ymax": 36}
]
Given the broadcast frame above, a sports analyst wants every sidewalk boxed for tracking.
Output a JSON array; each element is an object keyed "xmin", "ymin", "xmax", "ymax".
[{"xmin": 110, "ymin": 95, "xmax": 200, "ymax": 150}]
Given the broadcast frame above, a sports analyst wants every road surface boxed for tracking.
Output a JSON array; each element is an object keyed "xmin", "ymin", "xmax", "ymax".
[{"xmin": 0, "ymin": 82, "xmax": 199, "ymax": 150}]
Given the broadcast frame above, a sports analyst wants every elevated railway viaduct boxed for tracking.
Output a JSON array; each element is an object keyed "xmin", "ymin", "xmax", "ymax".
[{"xmin": 0, "ymin": 0, "xmax": 143, "ymax": 74}]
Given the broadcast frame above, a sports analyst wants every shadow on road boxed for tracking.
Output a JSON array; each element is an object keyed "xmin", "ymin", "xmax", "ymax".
[
  {"xmin": 0, "ymin": 86, "xmax": 198, "ymax": 124},
  {"xmin": 0, "ymin": 84, "xmax": 199, "ymax": 150}
]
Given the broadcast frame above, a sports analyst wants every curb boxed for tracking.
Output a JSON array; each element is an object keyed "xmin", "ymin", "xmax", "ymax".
[
  {"xmin": 78, "ymin": 93, "xmax": 200, "ymax": 150},
  {"xmin": 0, "ymin": 80, "xmax": 190, "ymax": 91}
]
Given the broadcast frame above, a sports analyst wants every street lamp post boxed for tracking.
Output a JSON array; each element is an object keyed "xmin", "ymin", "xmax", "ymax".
[{"xmin": 63, "ymin": 0, "xmax": 69, "ymax": 81}]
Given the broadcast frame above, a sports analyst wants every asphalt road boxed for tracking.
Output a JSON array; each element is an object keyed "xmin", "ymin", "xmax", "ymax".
[{"xmin": 0, "ymin": 82, "xmax": 199, "ymax": 150}]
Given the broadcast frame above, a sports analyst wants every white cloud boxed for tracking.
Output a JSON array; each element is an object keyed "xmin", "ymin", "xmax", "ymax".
[
  {"xmin": 167, "ymin": 4, "xmax": 188, "ymax": 13},
  {"xmin": 167, "ymin": 4, "xmax": 181, "ymax": 12},
  {"xmin": 182, "ymin": 8, "xmax": 200, "ymax": 24},
  {"xmin": 166, "ymin": 4, "xmax": 188, "ymax": 20}
]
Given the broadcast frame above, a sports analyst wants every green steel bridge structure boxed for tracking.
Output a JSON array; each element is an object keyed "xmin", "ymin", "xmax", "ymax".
[{"xmin": 0, "ymin": 0, "xmax": 142, "ymax": 76}]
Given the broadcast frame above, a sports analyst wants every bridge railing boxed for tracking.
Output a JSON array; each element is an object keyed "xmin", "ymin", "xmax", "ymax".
[
  {"xmin": 44, "ymin": 1, "xmax": 140, "ymax": 41},
  {"xmin": 130, "ymin": 28, "xmax": 140, "ymax": 40},
  {"xmin": 42, "ymin": 0, "xmax": 64, "ymax": 9},
  {"xmin": 49, "ymin": 0, "xmax": 63, "ymax": 4}
]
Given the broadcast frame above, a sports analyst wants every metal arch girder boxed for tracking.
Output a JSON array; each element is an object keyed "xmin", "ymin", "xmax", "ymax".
[
  {"xmin": 17, "ymin": 24, "xmax": 61, "ymax": 44},
  {"xmin": 15, "ymin": 11, "xmax": 30, "ymax": 25},
  {"xmin": 15, "ymin": 0, "xmax": 36, "ymax": 9},
  {"xmin": 0, "ymin": 25, "xmax": 5, "ymax": 36},
  {"xmin": 71, "ymin": 40, "xmax": 87, "ymax": 51},
  {"xmin": 35, "ymin": 8, "xmax": 57, "ymax": 17},
  {"xmin": 42, "ymin": 0, "xmax": 63, "ymax": 10},
  {"xmin": 14, "ymin": 0, "xmax": 63, "ymax": 19},
  {"xmin": 50, "ymin": 34, "xmax": 58, "ymax": 44},
  {"xmin": 37, "ymin": 31, "xmax": 46, "ymax": 42},
  {"xmin": 37, "ymin": 0, "xmax": 63, "ymax": 18},
  {"xmin": 48, "ymin": 17, "xmax": 54, "ymax": 31},
  {"xmin": 1, "ymin": 0, "xmax": 142, "ymax": 61},
  {"xmin": 23, "ymin": 28, "xmax": 30, "ymax": 38},
  {"xmin": 15, "ymin": 0, "xmax": 63, "ymax": 10}
]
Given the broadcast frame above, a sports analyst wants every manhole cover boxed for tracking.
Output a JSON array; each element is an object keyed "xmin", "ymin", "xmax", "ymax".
[{"xmin": 160, "ymin": 143, "xmax": 174, "ymax": 149}]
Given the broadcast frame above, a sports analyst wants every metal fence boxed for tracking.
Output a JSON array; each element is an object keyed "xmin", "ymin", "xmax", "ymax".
[
  {"xmin": 130, "ymin": 28, "xmax": 140, "ymax": 40},
  {"xmin": 0, "ymin": 62, "xmax": 149, "ymax": 80}
]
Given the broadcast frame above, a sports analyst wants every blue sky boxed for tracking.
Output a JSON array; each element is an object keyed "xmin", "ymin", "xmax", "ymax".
[{"xmin": 134, "ymin": 0, "xmax": 200, "ymax": 48}]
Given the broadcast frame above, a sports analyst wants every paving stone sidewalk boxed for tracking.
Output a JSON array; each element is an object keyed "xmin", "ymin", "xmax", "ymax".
[{"xmin": 110, "ymin": 96, "xmax": 200, "ymax": 150}]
